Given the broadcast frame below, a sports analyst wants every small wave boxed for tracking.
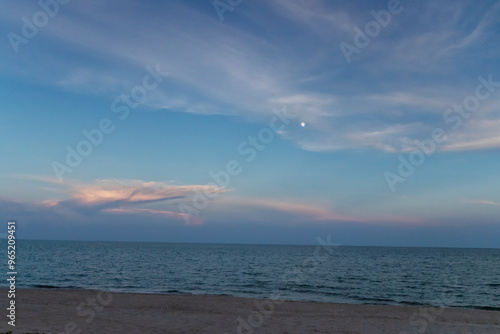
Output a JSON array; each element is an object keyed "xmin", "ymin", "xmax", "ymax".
[
  {"xmin": 120, "ymin": 285, "xmax": 139, "ymax": 289},
  {"xmin": 242, "ymin": 271, "xmax": 262, "ymax": 276},
  {"xmin": 400, "ymin": 300, "xmax": 431, "ymax": 307},
  {"xmin": 31, "ymin": 284, "xmax": 62, "ymax": 289},
  {"xmin": 322, "ymin": 291, "xmax": 342, "ymax": 297},
  {"xmin": 30, "ymin": 284, "xmax": 81, "ymax": 290},
  {"xmin": 164, "ymin": 289, "xmax": 183, "ymax": 294},
  {"xmin": 352, "ymin": 296, "xmax": 396, "ymax": 304},
  {"xmin": 471, "ymin": 306, "xmax": 500, "ymax": 311},
  {"xmin": 241, "ymin": 282, "xmax": 266, "ymax": 289}
]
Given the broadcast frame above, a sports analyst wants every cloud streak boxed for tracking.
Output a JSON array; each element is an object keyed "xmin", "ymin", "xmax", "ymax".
[
  {"xmin": 462, "ymin": 199, "xmax": 500, "ymax": 207},
  {"xmin": 211, "ymin": 197, "xmax": 425, "ymax": 226}
]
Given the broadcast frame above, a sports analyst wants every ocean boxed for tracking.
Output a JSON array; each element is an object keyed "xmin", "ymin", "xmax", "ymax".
[{"xmin": 2, "ymin": 240, "xmax": 499, "ymax": 310}]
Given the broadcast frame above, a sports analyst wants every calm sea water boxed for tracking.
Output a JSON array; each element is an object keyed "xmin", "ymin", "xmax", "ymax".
[{"xmin": 2, "ymin": 240, "xmax": 499, "ymax": 310}]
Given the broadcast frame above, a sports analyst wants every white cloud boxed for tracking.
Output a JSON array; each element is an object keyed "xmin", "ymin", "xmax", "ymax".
[{"xmin": 442, "ymin": 119, "xmax": 500, "ymax": 151}]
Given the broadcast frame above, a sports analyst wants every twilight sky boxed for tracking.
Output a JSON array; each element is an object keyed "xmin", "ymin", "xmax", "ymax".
[{"xmin": 1, "ymin": 0, "xmax": 499, "ymax": 247}]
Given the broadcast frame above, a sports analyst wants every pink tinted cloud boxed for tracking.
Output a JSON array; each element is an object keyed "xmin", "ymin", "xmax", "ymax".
[
  {"xmin": 214, "ymin": 197, "xmax": 424, "ymax": 225},
  {"xmin": 29, "ymin": 178, "xmax": 226, "ymax": 225},
  {"xmin": 70, "ymin": 179, "xmax": 224, "ymax": 205}
]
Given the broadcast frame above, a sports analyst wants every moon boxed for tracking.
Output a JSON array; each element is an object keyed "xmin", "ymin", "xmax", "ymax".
[{"xmin": 300, "ymin": 122, "xmax": 306, "ymax": 127}]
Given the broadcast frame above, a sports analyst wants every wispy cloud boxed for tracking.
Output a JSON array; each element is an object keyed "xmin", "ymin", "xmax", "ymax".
[
  {"xmin": 269, "ymin": 0, "xmax": 355, "ymax": 33},
  {"xmin": 67, "ymin": 179, "xmax": 222, "ymax": 205},
  {"xmin": 461, "ymin": 199, "xmax": 500, "ymax": 207},
  {"xmin": 440, "ymin": 1, "xmax": 500, "ymax": 54},
  {"xmin": 212, "ymin": 197, "xmax": 425, "ymax": 225},
  {"xmin": 442, "ymin": 119, "xmax": 500, "ymax": 152},
  {"xmin": 1, "ymin": 0, "xmax": 499, "ymax": 153},
  {"xmin": 13, "ymin": 174, "xmax": 64, "ymax": 185}
]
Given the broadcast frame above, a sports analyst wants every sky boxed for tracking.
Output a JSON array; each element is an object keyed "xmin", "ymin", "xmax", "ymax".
[{"xmin": 0, "ymin": 0, "xmax": 499, "ymax": 247}]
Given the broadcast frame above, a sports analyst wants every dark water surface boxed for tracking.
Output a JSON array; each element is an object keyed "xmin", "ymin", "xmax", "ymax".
[{"xmin": 2, "ymin": 240, "xmax": 499, "ymax": 309}]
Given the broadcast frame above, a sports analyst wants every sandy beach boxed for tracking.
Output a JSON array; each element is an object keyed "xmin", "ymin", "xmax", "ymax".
[{"xmin": 0, "ymin": 288, "xmax": 498, "ymax": 333}]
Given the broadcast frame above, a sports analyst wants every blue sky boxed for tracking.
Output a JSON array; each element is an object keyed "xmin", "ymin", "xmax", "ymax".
[{"xmin": 1, "ymin": 0, "xmax": 499, "ymax": 247}]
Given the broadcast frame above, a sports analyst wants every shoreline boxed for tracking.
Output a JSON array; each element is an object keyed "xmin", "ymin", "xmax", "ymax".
[
  {"xmin": 1, "ymin": 288, "xmax": 499, "ymax": 333},
  {"xmin": 3, "ymin": 285, "xmax": 500, "ymax": 311}
]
